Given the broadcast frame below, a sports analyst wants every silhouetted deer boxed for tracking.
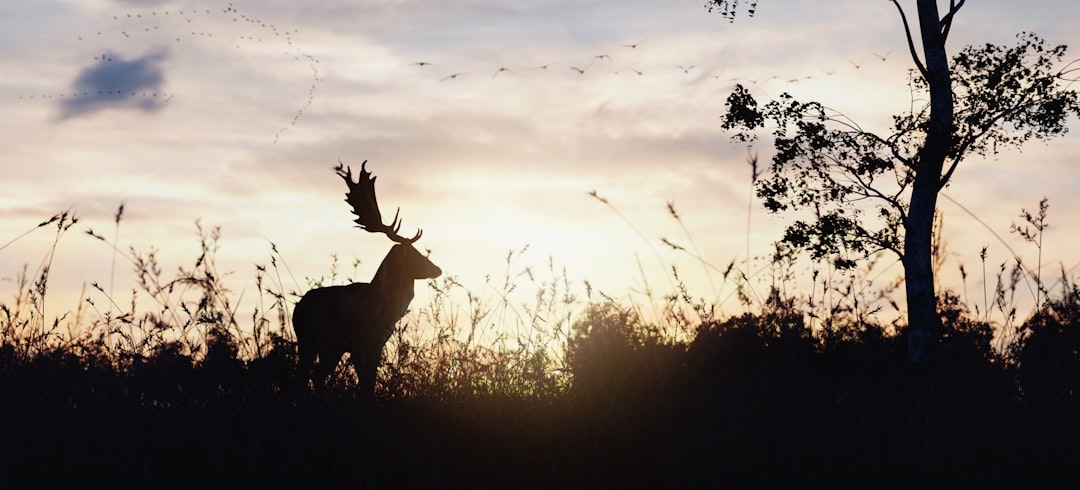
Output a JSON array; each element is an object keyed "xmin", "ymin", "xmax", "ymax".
[{"xmin": 292, "ymin": 161, "xmax": 442, "ymax": 398}]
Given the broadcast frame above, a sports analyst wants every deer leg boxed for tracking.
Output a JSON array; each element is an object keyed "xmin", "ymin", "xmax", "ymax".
[
  {"xmin": 352, "ymin": 349, "xmax": 380, "ymax": 402},
  {"xmin": 295, "ymin": 344, "xmax": 317, "ymax": 391},
  {"xmin": 313, "ymin": 351, "xmax": 341, "ymax": 389},
  {"xmin": 297, "ymin": 343, "xmax": 315, "ymax": 376}
]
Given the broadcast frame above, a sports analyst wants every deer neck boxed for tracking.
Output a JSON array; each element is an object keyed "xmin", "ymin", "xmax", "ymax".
[{"xmin": 371, "ymin": 251, "xmax": 416, "ymax": 319}]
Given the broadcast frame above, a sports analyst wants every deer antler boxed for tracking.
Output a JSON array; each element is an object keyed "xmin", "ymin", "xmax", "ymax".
[{"xmin": 335, "ymin": 160, "xmax": 422, "ymax": 244}]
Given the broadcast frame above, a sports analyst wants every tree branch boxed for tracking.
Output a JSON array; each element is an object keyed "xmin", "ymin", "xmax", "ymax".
[
  {"xmin": 938, "ymin": 93, "xmax": 1036, "ymax": 189},
  {"xmin": 940, "ymin": 0, "xmax": 966, "ymax": 43},
  {"xmin": 877, "ymin": 130, "xmax": 916, "ymax": 171},
  {"xmin": 890, "ymin": 0, "xmax": 929, "ymax": 79},
  {"xmin": 842, "ymin": 159, "xmax": 908, "ymax": 216},
  {"xmin": 853, "ymin": 221, "xmax": 904, "ymax": 259}
]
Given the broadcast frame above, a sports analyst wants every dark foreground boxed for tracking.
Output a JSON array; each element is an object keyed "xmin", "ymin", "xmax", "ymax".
[{"xmin": 3, "ymin": 304, "xmax": 1079, "ymax": 489}]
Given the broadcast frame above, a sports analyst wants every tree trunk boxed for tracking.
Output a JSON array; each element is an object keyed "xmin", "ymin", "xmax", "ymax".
[
  {"xmin": 906, "ymin": 0, "xmax": 951, "ymax": 366},
  {"xmin": 904, "ymin": 0, "xmax": 954, "ymax": 476}
]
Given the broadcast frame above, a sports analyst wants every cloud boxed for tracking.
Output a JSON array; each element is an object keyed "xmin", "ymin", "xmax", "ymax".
[{"xmin": 57, "ymin": 47, "xmax": 170, "ymax": 120}]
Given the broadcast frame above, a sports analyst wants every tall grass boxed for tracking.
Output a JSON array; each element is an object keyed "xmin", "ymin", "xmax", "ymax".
[
  {"xmin": 0, "ymin": 190, "xmax": 1069, "ymax": 386},
  {"xmin": 1, "ymin": 205, "xmax": 590, "ymax": 398},
  {"xmin": 0, "ymin": 210, "xmax": 81, "ymax": 358},
  {"xmin": 2, "ymin": 195, "xmax": 1080, "ymax": 487}
]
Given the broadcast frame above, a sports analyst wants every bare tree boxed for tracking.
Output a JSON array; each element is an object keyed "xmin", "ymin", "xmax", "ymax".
[{"xmin": 293, "ymin": 161, "xmax": 442, "ymax": 399}]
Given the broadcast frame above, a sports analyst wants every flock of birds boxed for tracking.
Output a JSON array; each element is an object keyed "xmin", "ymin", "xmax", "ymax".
[
  {"xmin": 408, "ymin": 42, "xmax": 894, "ymax": 85},
  {"xmin": 16, "ymin": 2, "xmax": 322, "ymax": 143},
  {"xmin": 15, "ymin": 1, "xmax": 900, "ymax": 142},
  {"xmin": 74, "ymin": 4, "xmax": 307, "ymax": 52},
  {"xmin": 415, "ymin": 48, "xmax": 730, "ymax": 83}
]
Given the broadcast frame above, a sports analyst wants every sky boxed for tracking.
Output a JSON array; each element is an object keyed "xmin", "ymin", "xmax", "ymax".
[{"xmin": 1, "ymin": 0, "xmax": 1079, "ymax": 334}]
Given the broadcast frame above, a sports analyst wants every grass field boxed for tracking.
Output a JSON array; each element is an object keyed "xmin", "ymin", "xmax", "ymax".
[{"xmin": 2, "ymin": 208, "xmax": 1079, "ymax": 488}]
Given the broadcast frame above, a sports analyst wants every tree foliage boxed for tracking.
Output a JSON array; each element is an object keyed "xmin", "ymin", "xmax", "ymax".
[
  {"xmin": 721, "ymin": 32, "xmax": 1080, "ymax": 269},
  {"xmin": 703, "ymin": 0, "xmax": 757, "ymax": 21}
]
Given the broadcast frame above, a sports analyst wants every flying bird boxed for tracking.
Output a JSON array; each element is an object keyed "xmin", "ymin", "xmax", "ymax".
[
  {"xmin": 622, "ymin": 40, "xmax": 644, "ymax": 49},
  {"xmin": 873, "ymin": 50, "xmax": 893, "ymax": 62},
  {"xmin": 593, "ymin": 54, "xmax": 612, "ymax": 62},
  {"xmin": 440, "ymin": 72, "xmax": 468, "ymax": 81},
  {"xmin": 411, "ymin": 61, "xmax": 435, "ymax": 67},
  {"xmin": 569, "ymin": 66, "xmax": 587, "ymax": 74},
  {"xmin": 678, "ymin": 64, "xmax": 695, "ymax": 74},
  {"xmin": 492, "ymin": 67, "xmax": 512, "ymax": 78}
]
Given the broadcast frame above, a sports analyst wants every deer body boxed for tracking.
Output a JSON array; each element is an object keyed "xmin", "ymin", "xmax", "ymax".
[
  {"xmin": 294, "ymin": 244, "xmax": 440, "ymax": 395},
  {"xmin": 292, "ymin": 161, "xmax": 441, "ymax": 398}
]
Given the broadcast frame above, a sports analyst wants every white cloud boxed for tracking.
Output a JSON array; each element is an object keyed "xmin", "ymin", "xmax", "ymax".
[{"xmin": 1, "ymin": 0, "xmax": 1078, "ymax": 325}]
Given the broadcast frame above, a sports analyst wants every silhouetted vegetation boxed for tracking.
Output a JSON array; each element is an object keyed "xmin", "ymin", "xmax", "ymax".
[
  {"xmin": 722, "ymin": 31, "xmax": 1080, "ymax": 368},
  {"xmin": 2, "ymin": 208, "xmax": 1079, "ymax": 488}
]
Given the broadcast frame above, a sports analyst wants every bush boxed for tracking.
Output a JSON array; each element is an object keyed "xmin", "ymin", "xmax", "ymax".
[{"xmin": 1019, "ymin": 281, "xmax": 1080, "ymax": 409}]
